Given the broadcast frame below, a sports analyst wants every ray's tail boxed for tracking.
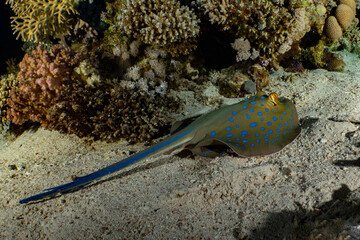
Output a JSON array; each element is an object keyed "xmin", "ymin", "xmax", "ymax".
[{"xmin": 19, "ymin": 127, "xmax": 196, "ymax": 204}]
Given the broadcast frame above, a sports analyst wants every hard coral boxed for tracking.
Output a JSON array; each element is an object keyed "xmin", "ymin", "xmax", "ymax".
[
  {"xmin": 231, "ymin": 38, "xmax": 259, "ymax": 62},
  {"xmin": 89, "ymin": 83, "xmax": 180, "ymax": 142},
  {"xmin": 7, "ymin": 44, "xmax": 87, "ymax": 125},
  {"xmin": 341, "ymin": 0, "xmax": 356, "ymax": 12},
  {"xmin": 119, "ymin": 0, "xmax": 200, "ymax": 56},
  {"xmin": 197, "ymin": 0, "xmax": 316, "ymax": 64},
  {"xmin": 335, "ymin": 4, "xmax": 355, "ymax": 30},
  {"xmin": 6, "ymin": 0, "xmax": 78, "ymax": 43},
  {"xmin": 0, "ymin": 74, "xmax": 18, "ymax": 132},
  {"xmin": 324, "ymin": 0, "xmax": 356, "ymax": 39},
  {"xmin": 6, "ymin": 44, "xmax": 179, "ymax": 143},
  {"xmin": 325, "ymin": 16, "xmax": 343, "ymax": 39}
]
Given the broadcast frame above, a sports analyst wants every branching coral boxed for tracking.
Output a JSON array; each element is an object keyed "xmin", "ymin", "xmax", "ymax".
[
  {"xmin": 6, "ymin": 0, "xmax": 78, "ymax": 43},
  {"xmin": 0, "ymin": 74, "xmax": 18, "ymax": 133},
  {"xmin": 197, "ymin": 0, "xmax": 322, "ymax": 64},
  {"xmin": 6, "ymin": 44, "xmax": 88, "ymax": 125},
  {"xmin": 6, "ymin": 44, "xmax": 180, "ymax": 142},
  {"xmin": 118, "ymin": 0, "xmax": 200, "ymax": 56},
  {"xmin": 88, "ymin": 82, "xmax": 180, "ymax": 142},
  {"xmin": 231, "ymin": 38, "xmax": 259, "ymax": 62},
  {"xmin": 340, "ymin": 19, "xmax": 360, "ymax": 54}
]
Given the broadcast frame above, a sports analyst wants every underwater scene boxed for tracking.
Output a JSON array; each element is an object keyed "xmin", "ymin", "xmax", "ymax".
[{"xmin": 1, "ymin": 0, "xmax": 360, "ymax": 239}]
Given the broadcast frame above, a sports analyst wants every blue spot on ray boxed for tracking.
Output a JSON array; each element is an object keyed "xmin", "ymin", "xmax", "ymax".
[
  {"xmin": 272, "ymin": 117, "xmax": 278, "ymax": 121},
  {"xmin": 226, "ymin": 127, "xmax": 232, "ymax": 131},
  {"xmin": 250, "ymin": 101, "xmax": 256, "ymax": 104},
  {"xmin": 267, "ymin": 122, "xmax": 272, "ymax": 126},
  {"xmin": 232, "ymin": 112, "xmax": 237, "ymax": 115},
  {"xmin": 226, "ymin": 134, "xmax": 233, "ymax": 137},
  {"xmin": 243, "ymin": 106, "xmax": 247, "ymax": 109},
  {"xmin": 211, "ymin": 131, "xmax": 216, "ymax": 136},
  {"xmin": 229, "ymin": 118, "xmax": 234, "ymax": 122},
  {"xmin": 250, "ymin": 122, "xmax": 258, "ymax": 127},
  {"xmin": 257, "ymin": 112, "xmax": 263, "ymax": 116}
]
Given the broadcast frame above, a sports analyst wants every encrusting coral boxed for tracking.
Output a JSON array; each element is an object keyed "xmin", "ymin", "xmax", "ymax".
[
  {"xmin": 6, "ymin": 0, "xmax": 78, "ymax": 43},
  {"xmin": 118, "ymin": 0, "xmax": 200, "ymax": 57}
]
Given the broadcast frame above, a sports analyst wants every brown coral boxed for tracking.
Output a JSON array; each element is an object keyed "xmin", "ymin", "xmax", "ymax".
[
  {"xmin": 118, "ymin": 0, "xmax": 200, "ymax": 56},
  {"xmin": 325, "ymin": 16, "xmax": 343, "ymax": 39},
  {"xmin": 324, "ymin": 0, "xmax": 356, "ymax": 39},
  {"xmin": 335, "ymin": 4, "xmax": 355, "ymax": 30},
  {"xmin": 197, "ymin": 0, "xmax": 316, "ymax": 64},
  {"xmin": 6, "ymin": 44, "xmax": 87, "ymax": 125},
  {"xmin": 340, "ymin": 0, "xmax": 356, "ymax": 14},
  {"xmin": 6, "ymin": 44, "xmax": 179, "ymax": 142}
]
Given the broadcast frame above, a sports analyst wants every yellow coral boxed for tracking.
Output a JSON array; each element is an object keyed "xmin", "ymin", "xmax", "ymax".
[
  {"xmin": 0, "ymin": 73, "xmax": 18, "ymax": 129},
  {"xmin": 6, "ymin": 0, "xmax": 78, "ymax": 43}
]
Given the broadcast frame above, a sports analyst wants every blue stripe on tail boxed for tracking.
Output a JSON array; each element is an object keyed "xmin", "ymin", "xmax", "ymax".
[{"xmin": 19, "ymin": 128, "xmax": 195, "ymax": 204}]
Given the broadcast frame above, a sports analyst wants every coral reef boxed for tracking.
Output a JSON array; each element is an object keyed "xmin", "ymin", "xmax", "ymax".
[
  {"xmin": 6, "ymin": 0, "xmax": 78, "ymax": 43},
  {"xmin": 196, "ymin": 0, "xmax": 320, "ymax": 64},
  {"xmin": 6, "ymin": 44, "xmax": 180, "ymax": 142},
  {"xmin": 231, "ymin": 38, "xmax": 259, "ymax": 62},
  {"xmin": 324, "ymin": 0, "xmax": 356, "ymax": 39},
  {"xmin": 0, "ymin": 74, "xmax": 18, "ymax": 133},
  {"xmin": 340, "ymin": 19, "xmax": 360, "ymax": 54},
  {"xmin": 4, "ymin": 0, "xmax": 360, "ymax": 145},
  {"xmin": 325, "ymin": 16, "xmax": 343, "ymax": 39},
  {"xmin": 118, "ymin": 0, "xmax": 200, "ymax": 56},
  {"xmin": 6, "ymin": 44, "xmax": 88, "ymax": 125}
]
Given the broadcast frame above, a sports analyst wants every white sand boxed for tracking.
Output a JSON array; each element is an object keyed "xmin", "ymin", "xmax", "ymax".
[{"xmin": 1, "ymin": 51, "xmax": 360, "ymax": 239}]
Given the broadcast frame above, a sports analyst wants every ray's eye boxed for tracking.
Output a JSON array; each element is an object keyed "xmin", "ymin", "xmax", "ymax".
[{"xmin": 268, "ymin": 93, "xmax": 279, "ymax": 106}]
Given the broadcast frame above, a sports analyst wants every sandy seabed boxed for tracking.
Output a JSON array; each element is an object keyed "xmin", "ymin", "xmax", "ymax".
[{"xmin": 1, "ymin": 51, "xmax": 360, "ymax": 239}]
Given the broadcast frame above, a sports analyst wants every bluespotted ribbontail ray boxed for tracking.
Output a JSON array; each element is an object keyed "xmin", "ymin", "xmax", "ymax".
[{"xmin": 19, "ymin": 92, "xmax": 300, "ymax": 204}]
